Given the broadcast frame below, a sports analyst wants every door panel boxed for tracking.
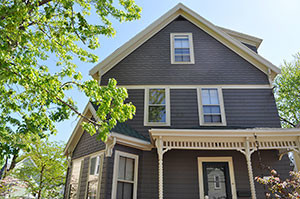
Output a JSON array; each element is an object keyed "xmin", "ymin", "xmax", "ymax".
[{"xmin": 202, "ymin": 162, "xmax": 232, "ymax": 199}]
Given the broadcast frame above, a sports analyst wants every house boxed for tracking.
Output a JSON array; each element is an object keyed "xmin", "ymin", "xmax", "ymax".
[
  {"xmin": 63, "ymin": 3, "xmax": 300, "ymax": 199},
  {"xmin": 2, "ymin": 157, "xmax": 37, "ymax": 199}
]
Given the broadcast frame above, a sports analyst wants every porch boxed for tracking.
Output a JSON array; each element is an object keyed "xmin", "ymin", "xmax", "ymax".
[{"xmin": 150, "ymin": 128, "xmax": 300, "ymax": 199}]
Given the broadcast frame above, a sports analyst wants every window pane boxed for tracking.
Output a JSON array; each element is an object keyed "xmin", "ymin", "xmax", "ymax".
[
  {"xmin": 203, "ymin": 106, "xmax": 220, "ymax": 114},
  {"xmin": 175, "ymin": 48, "xmax": 190, "ymax": 55},
  {"xmin": 175, "ymin": 55, "xmax": 190, "ymax": 62},
  {"xmin": 125, "ymin": 158, "xmax": 134, "ymax": 181},
  {"xmin": 117, "ymin": 182, "xmax": 123, "ymax": 199},
  {"xmin": 149, "ymin": 106, "xmax": 166, "ymax": 122},
  {"xmin": 174, "ymin": 37, "xmax": 189, "ymax": 48},
  {"xmin": 123, "ymin": 183, "xmax": 133, "ymax": 199},
  {"xmin": 202, "ymin": 89, "xmax": 219, "ymax": 105},
  {"xmin": 204, "ymin": 115, "xmax": 221, "ymax": 123},
  {"xmin": 96, "ymin": 157, "xmax": 100, "ymax": 174},
  {"xmin": 149, "ymin": 89, "xmax": 165, "ymax": 104},
  {"xmin": 118, "ymin": 156, "xmax": 126, "ymax": 180},
  {"xmin": 209, "ymin": 89, "xmax": 219, "ymax": 104},
  {"xmin": 90, "ymin": 157, "xmax": 96, "ymax": 175},
  {"xmin": 212, "ymin": 115, "xmax": 221, "ymax": 123}
]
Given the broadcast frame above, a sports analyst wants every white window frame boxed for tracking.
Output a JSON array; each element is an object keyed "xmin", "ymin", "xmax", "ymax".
[
  {"xmin": 170, "ymin": 33, "xmax": 195, "ymax": 64},
  {"xmin": 68, "ymin": 158, "xmax": 84, "ymax": 199},
  {"xmin": 85, "ymin": 152, "xmax": 104, "ymax": 199},
  {"xmin": 197, "ymin": 87, "xmax": 226, "ymax": 126},
  {"xmin": 111, "ymin": 150, "xmax": 139, "ymax": 199},
  {"xmin": 197, "ymin": 157, "xmax": 237, "ymax": 199},
  {"xmin": 144, "ymin": 88, "xmax": 171, "ymax": 126}
]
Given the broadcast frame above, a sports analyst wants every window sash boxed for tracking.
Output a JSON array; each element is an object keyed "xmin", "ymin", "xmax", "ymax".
[
  {"xmin": 144, "ymin": 88, "xmax": 170, "ymax": 126},
  {"xmin": 112, "ymin": 151, "xmax": 139, "ymax": 199},
  {"xmin": 198, "ymin": 88, "xmax": 226, "ymax": 126},
  {"xmin": 170, "ymin": 33, "xmax": 194, "ymax": 64}
]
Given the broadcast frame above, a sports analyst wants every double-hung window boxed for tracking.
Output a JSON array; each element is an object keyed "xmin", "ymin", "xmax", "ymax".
[
  {"xmin": 69, "ymin": 159, "xmax": 83, "ymax": 199},
  {"xmin": 170, "ymin": 33, "xmax": 195, "ymax": 64},
  {"xmin": 198, "ymin": 88, "xmax": 226, "ymax": 126},
  {"xmin": 144, "ymin": 88, "xmax": 170, "ymax": 126},
  {"xmin": 112, "ymin": 151, "xmax": 139, "ymax": 199},
  {"xmin": 86, "ymin": 153, "xmax": 104, "ymax": 199}
]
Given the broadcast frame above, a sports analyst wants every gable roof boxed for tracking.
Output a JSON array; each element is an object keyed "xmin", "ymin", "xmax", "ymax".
[{"xmin": 89, "ymin": 3, "xmax": 280, "ymax": 82}]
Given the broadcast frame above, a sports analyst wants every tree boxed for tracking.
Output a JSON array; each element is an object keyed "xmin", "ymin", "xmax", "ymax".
[
  {"xmin": 0, "ymin": 0, "xmax": 140, "ymax": 177},
  {"xmin": 274, "ymin": 53, "xmax": 300, "ymax": 128},
  {"xmin": 255, "ymin": 169, "xmax": 300, "ymax": 198},
  {"xmin": 11, "ymin": 139, "xmax": 67, "ymax": 199}
]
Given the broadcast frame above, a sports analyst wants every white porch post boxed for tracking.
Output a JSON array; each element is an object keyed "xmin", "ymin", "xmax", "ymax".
[
  {"xmin": 238, "ymin": 137, "xmax": 256, "ymax": 199},
  {"xmin": 155, "ymin": 137, "xmax": 170, "ymax": 199},
  {"xmin": 156, "ymin": 137, "xmax": 164, "ymax": 199},
  {"xmin": 293, "ymin": 136, "xmax": 300, "ymax": 171}
]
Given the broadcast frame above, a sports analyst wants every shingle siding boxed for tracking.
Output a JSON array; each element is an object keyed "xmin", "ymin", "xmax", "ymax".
[
  {"xmin": 72, "ymin": 131, "xmax": 106, "ymax": 160},
  {"xmin": 101, "ymin": 18, "xmax": 269, "ymax": 86}
]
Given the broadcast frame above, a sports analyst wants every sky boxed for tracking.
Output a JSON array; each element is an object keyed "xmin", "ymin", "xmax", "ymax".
[{"xmin": 50, "ymin": 0, "xmax": 300, "ymax": 143}]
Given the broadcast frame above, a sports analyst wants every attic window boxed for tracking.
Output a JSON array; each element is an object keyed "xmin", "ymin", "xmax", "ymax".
[{"xmin": 170, "ymin": 33, "xmax": 195, "ymax": 64}]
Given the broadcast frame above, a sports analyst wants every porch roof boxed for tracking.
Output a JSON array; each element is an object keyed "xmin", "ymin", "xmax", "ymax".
[{"xmin": 150, "ymin": 128, "xmax": 300, "ymax": 151}]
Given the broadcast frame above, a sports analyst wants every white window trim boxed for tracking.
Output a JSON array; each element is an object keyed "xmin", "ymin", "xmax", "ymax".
[
  {"xmin": 144, "ymin": 88, "xmax": 171, "ymax": 126},
  {"xmin": 111, "ymin": 150, "xmax": 139, "ymax": 199},
  {"xmin": 197, "ymin": 87, "xmax": 227, "ymax": 126},
  {"xmin": 85, "ymin": 151, "xmax": 105, "ymax": 199},
  {"xmin": 170, "ymin": 33, "xmax": 195, "ymax": 64},
  {"xmin": 197, "ymin": 157, "xmax": 237, "ymax": 199},
  {"xmin": 68, "ymin": 157, "xmax": 84, "ymax": 199}
]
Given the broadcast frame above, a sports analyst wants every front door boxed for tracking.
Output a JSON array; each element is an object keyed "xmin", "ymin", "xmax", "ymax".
[{"xmin": 202, "ymin": 162, "xmax": 232, "ymax": 199}]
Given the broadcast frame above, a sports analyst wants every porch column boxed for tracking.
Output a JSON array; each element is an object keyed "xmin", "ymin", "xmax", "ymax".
[
  {"xmin": 155, "ymin": 137, "xmax": 169, "ymax": 199},
  {"xmin": 293, "ymin": 136, "xmax": 300, "ymax": 171},
  {"xmin": 238, "ymin": 137, "xmax": 256, "ymax": 199}
]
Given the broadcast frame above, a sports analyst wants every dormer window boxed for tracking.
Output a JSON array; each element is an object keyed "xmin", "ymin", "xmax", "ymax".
[
  {"xmin": 198, "ymin": 88, "xmax": 226, "ymax": 126},
  {"xmin": 144, "ymin": 88, "xmax": 170, "ymax": 126},
  {"xmin": 170, "ymin": 33, "xmax": 195, "ymax": 64}
]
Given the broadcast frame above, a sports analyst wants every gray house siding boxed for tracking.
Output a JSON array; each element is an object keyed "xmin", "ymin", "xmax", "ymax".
[
  {"xmin": 223, "ymin": 89, "xmax": 281, "ymax": 128},
  {"xmin": 72, "ymin": 131, "xmax": 106, "ymax": 160},
  {"xmin": 100, "ymin": 18, "xmax": 269, "ymax": 86},
  {"xmin": 124, "ymin": 88, "xmax": 280, "ymax": 140},
  {"xmin": 78, "ymin": 157, "xmax": 90, "ymax": 199},
  {"xmin": 100, "ymin": 145, "xmax": 291, "ymax": 199}
]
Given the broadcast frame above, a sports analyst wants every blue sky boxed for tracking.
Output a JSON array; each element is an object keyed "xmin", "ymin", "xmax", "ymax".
[{"xmin": 51, "ymin": 0, "xmax": 300, "ymax": 143}]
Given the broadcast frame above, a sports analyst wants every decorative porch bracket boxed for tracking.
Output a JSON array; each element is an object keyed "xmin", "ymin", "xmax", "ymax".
[
  {"xmin": 155, "ymin": 137, "xmax": 171, "ymax": 199},
  {"xmin": 237, "ymin": 137, "xmax": 257, "ymax": 199},
  {"xmin": 292, "ymin": 136, "xmax": 300, "ymax": 171},
  {"xmin": 105, "ymin": 137, "xmax": 116, "ymax": 157}
]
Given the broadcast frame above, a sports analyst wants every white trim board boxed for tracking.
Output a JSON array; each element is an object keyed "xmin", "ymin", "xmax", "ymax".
[
  {"xmin": 89, "ymin": 3, "xmax": 280, "ymax": 81},
  {"xmin": 118, "ymin": 85, "xmax": 272, "ymax": 89},
  {"xmin": 198, "ymin": 157, "xmax": 237, "ymax": 199}
]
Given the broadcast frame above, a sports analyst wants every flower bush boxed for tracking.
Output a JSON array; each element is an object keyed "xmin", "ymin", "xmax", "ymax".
[{"xmin": 255, "ymin": 169, "xmax": 300, "ymax": 198}]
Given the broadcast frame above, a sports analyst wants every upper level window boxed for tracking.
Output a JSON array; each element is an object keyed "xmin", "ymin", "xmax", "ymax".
[
  {"xmin": 198, "ymin": 88, "xmax": 226, "ymax": 126},
  {"xmin": 69, "ymin": 159, "xmax": 83, "ymax": 199},
  {"xmin": 144, "ymin": 88, "xmax": 170, "ymax": 126},
  {"xmin": 111, "ymin": 151, "xmax": 139, "ymax": 199},
  {"xmin": 86, "ymin": 153, "xmax": 104, "ymax": 199},
  {"xmin": 170, "ymin": 33, "xmax": 195, "ymax": 64}
]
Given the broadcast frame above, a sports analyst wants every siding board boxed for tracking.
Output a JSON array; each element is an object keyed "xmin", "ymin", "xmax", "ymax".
[{"xmin": 101, "ymin": 19, "xmax": 269, "ymax": 86}]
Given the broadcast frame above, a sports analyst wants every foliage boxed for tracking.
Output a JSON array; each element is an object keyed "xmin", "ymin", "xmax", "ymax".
[
  {"xmin": 274, "ymin": 53, "xmax": 300, "ymax": 128},
  {"xmin": 0, "ymin": 0, "xmax": 140, "ymax": 175},
  {"xmin": 255, "ymin": 169, "xmax": 300, "ymax": 198},
  {"xmin": 11, "ymin": 139, "xmax": 67, "ymax": 199}
]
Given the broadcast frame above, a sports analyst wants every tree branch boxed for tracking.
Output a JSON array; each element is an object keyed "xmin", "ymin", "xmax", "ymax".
[{"xmin": 279, "ymin": 116, "xmax": 296, "ymax": 128}]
